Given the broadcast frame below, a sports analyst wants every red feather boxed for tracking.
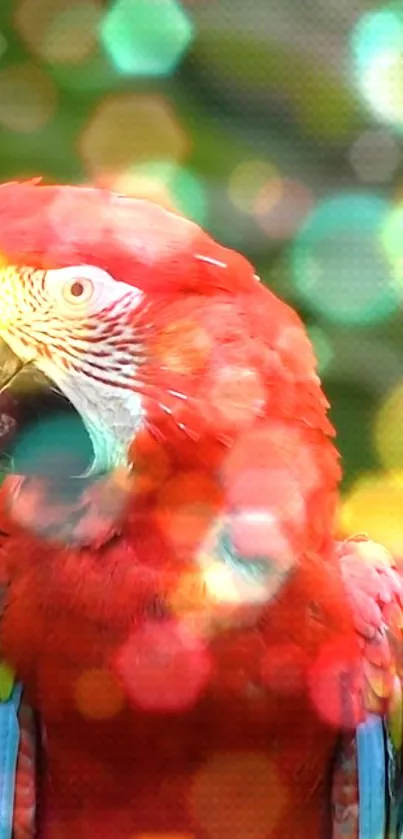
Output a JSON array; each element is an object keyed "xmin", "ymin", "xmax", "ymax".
[
  {"xmin": 0, "ymin": 181, "xmax": 259, "ymax": 297},
  {"xmin": 0, "ymin": 183, "xmax": 381, "ymax": 839}
]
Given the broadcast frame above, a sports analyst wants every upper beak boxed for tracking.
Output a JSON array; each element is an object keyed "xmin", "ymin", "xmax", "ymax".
[{"xmin": 0, "ymin": 338, "xmax": 94, "ymax": 476}]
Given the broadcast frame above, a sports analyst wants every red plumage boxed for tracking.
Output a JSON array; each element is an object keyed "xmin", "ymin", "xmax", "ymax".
[
  {"xmin": 0, "ymin": 183, "xmax": 399, "ymax": 839},
  {"xmin": 0, "ymin": 180, "xmax": 255, "ymax": 296}
]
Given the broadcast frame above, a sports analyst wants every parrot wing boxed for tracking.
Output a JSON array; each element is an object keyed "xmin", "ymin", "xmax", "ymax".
[
  {"xmin": 332, "ymin": 535, "xmax": 403, "ymax": 839},
  {"xmin": 0, "ymin": 526, "xmax": 45, "ymax": 839}
]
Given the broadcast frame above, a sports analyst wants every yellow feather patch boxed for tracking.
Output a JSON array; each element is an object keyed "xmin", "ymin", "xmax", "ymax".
[{"xmin": 0, "ymin": 660, "xmax": 15, "ymax": 701}]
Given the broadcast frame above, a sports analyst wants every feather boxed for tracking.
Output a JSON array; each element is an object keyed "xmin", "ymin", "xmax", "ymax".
[
  {"xmin": 0, "ymin": 181, "xmax": 400, "ymax": 839},
  {"xmin": 356, "ymin": 715, "xmax": 386, "ymax": 839},
  {"xmin": 0, "ymin": 681, "xmax": 22, "ymax": 839},
  {"xmin": 0, "ymin": 181, "xmax": 261, "ymax": 298}
]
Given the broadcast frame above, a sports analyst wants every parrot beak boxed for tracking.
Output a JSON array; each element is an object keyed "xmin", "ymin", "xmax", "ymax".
[{"xmin": 0, "ymin": 337, "xmax": 94, "ymax": 476}]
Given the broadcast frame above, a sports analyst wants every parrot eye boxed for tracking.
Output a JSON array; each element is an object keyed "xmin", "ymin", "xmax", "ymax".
[
  {"xmin": 62, "ymin": 277, "xmax": 94, "ymax": 305},
  {"xmin": 45, "ymin": 264, "xmax": 114, "ymax": 314},
  {"xmin": 44, "ymin": 264, "xmax": 142, "ymax": 319}
]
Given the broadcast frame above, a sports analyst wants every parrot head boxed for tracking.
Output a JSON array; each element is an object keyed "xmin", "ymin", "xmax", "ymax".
[
  {"xmin": 0, "ymin": 180, "xmax": 340, "ymax": 561},
  {"xmin": 0, "ymin": 181, "xmax": 329, "ymax": 474},
  {"xmin": 0, "ymin": 180, "xmax": 207, "ymax": 478},
  {"xmin": 0, "ymin": 180, "xmax": 277, "ymax": 479}
]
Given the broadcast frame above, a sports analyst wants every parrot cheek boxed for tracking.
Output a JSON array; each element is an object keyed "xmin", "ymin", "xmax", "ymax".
[{"xmin": 0, "ymin": 339, "xmax": 94, "ymax": 477}]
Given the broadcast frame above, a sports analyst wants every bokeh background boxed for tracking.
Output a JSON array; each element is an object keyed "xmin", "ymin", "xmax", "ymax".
[{"xmin": 0, "ymin": 0, "xmax": 403, "ymax": 552}]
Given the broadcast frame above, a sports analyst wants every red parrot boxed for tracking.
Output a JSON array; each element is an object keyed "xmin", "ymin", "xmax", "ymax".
[{"xmin": 0, "ymin": 181, "xmax": 401, "ymax": 839}]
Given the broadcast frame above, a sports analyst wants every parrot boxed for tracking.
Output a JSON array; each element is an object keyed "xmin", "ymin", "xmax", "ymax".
[{"xmin": 0, "ymin": 179, "xmax": 401, "ymax": 839}]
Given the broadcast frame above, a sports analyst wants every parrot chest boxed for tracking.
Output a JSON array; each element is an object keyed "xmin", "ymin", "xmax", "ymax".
[
  {"xmin": 35, "ymin": 694, "xmax": 336, "ymax": 839},
  {"xmin": 3, "ymin": 602, "xmax": 338, "ymax": 839},
  {"xmin": 0, "ymin": 528, "xmax": 354, "ymax": 839}
]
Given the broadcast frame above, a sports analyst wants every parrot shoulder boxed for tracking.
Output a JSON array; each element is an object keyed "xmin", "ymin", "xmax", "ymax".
[
  {"xmin": 330, "ymin": 536, "xmax": 403, "ymax": 839},
  {"xmin": 337, "ymin": 534, "xmax": 403, "ymax": 720}
]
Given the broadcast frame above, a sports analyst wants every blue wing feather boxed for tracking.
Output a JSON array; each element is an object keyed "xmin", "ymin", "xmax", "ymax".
[
  {"xmin": 356, "ymin": 715, "xmax": 386, "ymax": 839},
  {"xmin": 0, "ymin": 682, "xmax": 21, "ymax": 839},
  {"xmin": 333, "ymin": 712, "xmax": 403, "ymax": 839}
]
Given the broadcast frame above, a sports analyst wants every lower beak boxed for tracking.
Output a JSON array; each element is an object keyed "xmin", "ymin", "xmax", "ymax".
[{"xmin": 0, "ymin": 338, "xmax": 94, "ymax": 476}]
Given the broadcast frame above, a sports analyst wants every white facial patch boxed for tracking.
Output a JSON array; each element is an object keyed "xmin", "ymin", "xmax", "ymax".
[
  {"xmin": 36, "ymin": 356, "xmax": 144, "ymax": 475},
  {"xmin": 44, "ymin": 264, "xmax": 144, "ymax": 318},
  {"xmin": 0, "ymin": 263, "xmax": 145, "ymax": 475}
]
